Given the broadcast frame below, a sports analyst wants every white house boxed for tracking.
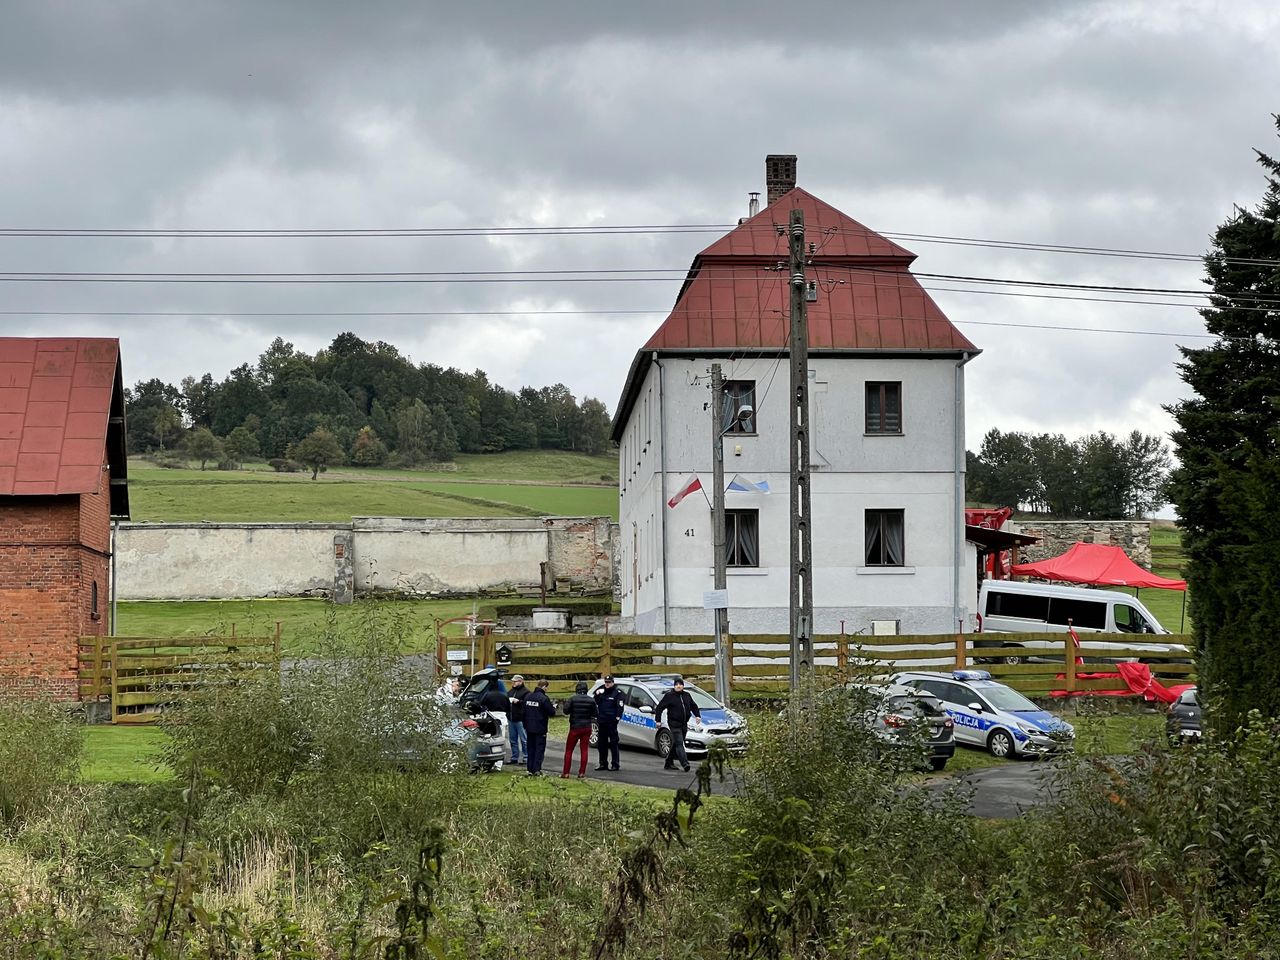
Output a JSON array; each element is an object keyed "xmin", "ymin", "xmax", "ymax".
[{"xmin": 611, "ymin": 157, "xmax": 981, "ymax": 636}]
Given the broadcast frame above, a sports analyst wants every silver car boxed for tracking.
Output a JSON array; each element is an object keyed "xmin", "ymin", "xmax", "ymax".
[{"xmin": 588, "ymin": 674, "xmax": 748, "ymax": 759}]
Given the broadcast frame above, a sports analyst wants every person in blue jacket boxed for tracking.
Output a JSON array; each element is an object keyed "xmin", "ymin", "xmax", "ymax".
[
  {"xmin": 593, "ymin": 675, "xmax": 626, "ymax": 771},
  {"xmin": 520, "ymin": 678, "xmax": 557, "ymax": 775}
]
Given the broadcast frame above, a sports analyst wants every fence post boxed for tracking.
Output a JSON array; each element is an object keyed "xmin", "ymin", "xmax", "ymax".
[
  {"xmin": 836, "ymin": 634, "xmax": 848, "ymax": 682},
  {"xmin": 955, "ymin": 626, "xmax": 967, "ymax": 671},
  {"xmin": 273, "ymin": 621, "xmax": 282, "ymax": 657},
  {"xmin": 109, "ymin": 638, "xmax": 120, "ymax": 724},
  {"xmin": 93, "ymin": 635, "xmax": 105, "ymax": 700},
  {"xmin": 1065, "ymin": 621, "xmax": 1078, "ymax": 694},
  {"xmin": 599, "ymin": 633, "xmax": 613, "ymax": 678},
  {"xmin": 726, "ymin": 631, "xmax": 735, "ymax": 697}
]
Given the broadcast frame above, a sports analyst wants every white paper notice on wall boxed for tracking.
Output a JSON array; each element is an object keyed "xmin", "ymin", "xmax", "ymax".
[
  {"xmin": 702, "ymin": 589, "xmax": 729, "ymax": 610},
  {"xmin": 446, "ymin": 649, "xmax": 468, "ymax": 662}
]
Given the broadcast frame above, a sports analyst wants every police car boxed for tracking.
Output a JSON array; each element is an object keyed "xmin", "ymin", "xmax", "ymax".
[
  {"xmin": 890, "ymin": 670, "xmax": 1074, "ymax": 759},
  {"xmin": 587, "ymin": 674, "xmax": 748, "ymax": 759}
]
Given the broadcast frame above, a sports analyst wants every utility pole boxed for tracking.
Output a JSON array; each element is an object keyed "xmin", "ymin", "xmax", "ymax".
[
  {"xmin": 788, "ymin": 208, "xmax": 814, "ymax": 708},
  {"xmin": 710, "ymin": 363, "xmax": 731, "ymax": 704}
]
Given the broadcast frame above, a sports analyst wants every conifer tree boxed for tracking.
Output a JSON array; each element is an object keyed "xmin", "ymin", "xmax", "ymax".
[{"xmin": 1168, "ymin": 115, "xmax": 1280, "ymax": 730}]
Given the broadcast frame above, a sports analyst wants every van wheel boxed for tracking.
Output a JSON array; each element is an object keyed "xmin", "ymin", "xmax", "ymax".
[
  {"xmin": 655, "ymin": 729, "xmax": 673, "ymax": 758},
  {"xmin": 1001, "ymin": 645, "xmax": 1027, "ymax": 666},
  {"xmin": 988, "ymin": 729, "xmax": 1015, "ymax": 759},
  {"xmin": 929, "ymin": 757, "xmax": 948, "ymax": 772}
]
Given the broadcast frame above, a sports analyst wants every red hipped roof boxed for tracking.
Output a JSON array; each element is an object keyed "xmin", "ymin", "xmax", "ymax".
[
  {"xmin": 1011, "ymin": 542, "xmax": 1186, "ymax": 591},
  {"xmin": 0, "ymin": 337, "xmax": 130, "ymax": 517},
  {"xmin": 613, "ymin": 187, "xmax": 978, "ymax": 438}
]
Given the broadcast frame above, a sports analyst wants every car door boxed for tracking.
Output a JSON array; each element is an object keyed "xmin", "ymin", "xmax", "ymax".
[
  {"xmin": 625, "ymin": 684, "xmax": 661, "ymax": 747},
  {"xmin": 918, "ymin": 679, "xmax": 986, "ymax": 746}
]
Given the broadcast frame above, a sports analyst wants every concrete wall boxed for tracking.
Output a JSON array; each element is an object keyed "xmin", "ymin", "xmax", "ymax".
[
  {"xmin": 1017, "ymin": 520, "xmax": 1152, "ymax": 569},
  {"xmin": 115, "ymin": 516, "xmax": 616, "ymax": 600},
  {"xmin": 617, "ymin": 355, "xmax": 970, "ymax": 635}
]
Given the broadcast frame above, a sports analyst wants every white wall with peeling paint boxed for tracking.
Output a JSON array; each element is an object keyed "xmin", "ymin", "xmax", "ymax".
[{"xmin": 115, "ymin": 517, "xmax": 616, "ymax": 600}]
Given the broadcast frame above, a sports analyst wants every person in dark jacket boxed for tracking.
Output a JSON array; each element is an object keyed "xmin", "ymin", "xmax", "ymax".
[
  {"xmin": 654, "ymin": 677, "xmax": 701, "ymax": 772},
  {"xmin": 520, "ymin": 679, "xmax": 557, "ymax": 775},
  {"xmin": 506, "ymin": 675, "xmax": 528, "ymax": 764},
  {"xmin": 561, "ymin": 681, "xmax": 598, "ymax": 779},
  {"xmin": 593, "ymin": 675, "xmax": 626, "ymax": 771},
  {"xmin": 480, "ymin": 682, "xmax": 510, "ymax": 718}
]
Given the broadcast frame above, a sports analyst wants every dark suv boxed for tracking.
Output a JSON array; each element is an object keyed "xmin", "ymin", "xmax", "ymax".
[{"xmin": 1166, "ymin": 687, "xmax": 1202, "ymax": 741}]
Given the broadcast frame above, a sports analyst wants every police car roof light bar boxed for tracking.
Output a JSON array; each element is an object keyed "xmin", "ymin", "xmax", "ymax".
[{"xmin": 953, "ymin": 669, "xmax": 993, "ymax": 681}]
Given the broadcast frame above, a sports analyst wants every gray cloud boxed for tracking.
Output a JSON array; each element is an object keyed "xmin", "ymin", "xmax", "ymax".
[{"xmin": 1, "ymin": 0, "xmax": 1277, "ymax": 458}]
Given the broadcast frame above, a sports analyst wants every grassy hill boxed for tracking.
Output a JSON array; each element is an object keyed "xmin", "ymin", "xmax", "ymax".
[{"xmin": 126, "ymin": 451, "xmax": 619, "ymax": 522}]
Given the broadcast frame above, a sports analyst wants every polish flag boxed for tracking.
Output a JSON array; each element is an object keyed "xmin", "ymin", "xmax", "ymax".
[{"xmin": 666, "ymin": 475, "xmax": 703, "ymax": 508}]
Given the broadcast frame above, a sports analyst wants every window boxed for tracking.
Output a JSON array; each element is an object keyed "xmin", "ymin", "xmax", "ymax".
[
  {"xmin": 864, "ymin": 509, "xmax": 905, "ymax": 566},
  {"xmin": 722, "ymin": 380, "xmax": 756, "ymax": 434},
  {"xmin": 1047, "ymin": 597, "xmax": 1107, "ymax": 630},
  {"xmin": 90, "ymin": 580, "xmax": 100, "ymax": 621},
  {"xmin": 1114, "ymin": 603, "xmax": 1152, "ymax": 634},
  {"xmin": 865, "ymin": 381, "xmax": 902, "ymax": 434},
  {"xmin": 985, "ymin": 590, "xmax": 1050, "ymax": 621},
  {"xmin": 726, "ymin": 509, "xmax": 759, "ymax": 567}
]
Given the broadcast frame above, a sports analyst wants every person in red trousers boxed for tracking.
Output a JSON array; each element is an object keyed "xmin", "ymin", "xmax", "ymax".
[{"xmin": 561, "ymin": 681, "xmax": 598, "ymax": 779}]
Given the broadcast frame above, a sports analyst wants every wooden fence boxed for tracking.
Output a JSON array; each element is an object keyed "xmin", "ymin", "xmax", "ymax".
[
  {"xmin": 440, "ymin": 631, "xmax": 1196, "ymax": 699},
  {"xmin": 79, "ymin": 624, "xmax": 281, "ymax": 724}
]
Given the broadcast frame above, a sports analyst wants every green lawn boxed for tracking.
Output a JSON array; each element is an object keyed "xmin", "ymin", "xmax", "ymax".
[
  {"xmin": 81, "ymin": 726, "xmax": 168, "ymax": 783},
  {"xmin": 125, "ymin": 450, "xmax": 620, "ymax": 523},
  {"xmin": 118, "ymin": 597, "xmax": 505, "ymax": 653}
]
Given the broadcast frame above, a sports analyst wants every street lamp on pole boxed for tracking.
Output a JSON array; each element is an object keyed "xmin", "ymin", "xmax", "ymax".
[{"xmin": 711, "ymin": 363, "xmax": 752, "ymax": 707}]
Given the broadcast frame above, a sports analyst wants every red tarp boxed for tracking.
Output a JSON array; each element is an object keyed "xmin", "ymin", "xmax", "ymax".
[
  {"xmin": 1050, "ymin": 661, "xmax": 1194, "ymax": 702},
  {"xmin": 1010, "ymin": 542, "xmax": 1186, "ymax": 591}
]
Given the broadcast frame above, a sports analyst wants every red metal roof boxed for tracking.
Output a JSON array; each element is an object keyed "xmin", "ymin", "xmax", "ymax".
[
  {"xmin": 613, "ymin": 187, "xmax": 978, "ymax": 437},
  {"xmin": 645, "ymin": 188, "xmax": 976, "ymax": 353},
  {"xmin": 0, "ymin": 338, "xmax": 130, "ymax": 516}
]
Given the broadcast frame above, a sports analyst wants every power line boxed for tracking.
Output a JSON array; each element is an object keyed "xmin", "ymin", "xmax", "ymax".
[
  {"xmin": 0, "ymin": 305, "xmax": 1220, "ymax": 340},
  {"xmin": 3, "ymin": 219, "xmax": 1280, "ymax": 269}
]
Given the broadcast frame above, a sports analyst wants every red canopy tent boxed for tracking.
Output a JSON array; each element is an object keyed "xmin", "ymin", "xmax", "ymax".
[{"xmin": 1010, "ymin": 542, "xmax": 1186, "ymax": 590}]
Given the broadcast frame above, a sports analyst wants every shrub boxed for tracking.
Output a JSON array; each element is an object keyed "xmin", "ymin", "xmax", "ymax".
[
  {"xmin": 267, "ymin": 458, "xmax": 303, "ymax": 473},
  {"xmin": 0, "ymin": 698, "xmax": 83, "ymax": 826}
]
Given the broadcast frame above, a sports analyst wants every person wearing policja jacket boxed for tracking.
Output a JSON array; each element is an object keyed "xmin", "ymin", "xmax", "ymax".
[
  {"xmin": 520, "ymin": 679, "xmax": 557, "ymax": 775},
  {"xmin": 506, "ymin": 675, "xmax": 529, "ymax": 765},
  {"xmin": 561, "ymin": 681, "xmax": 598, "ymax": 779},
  {"xmin": 654, "ymin": 677, "xmax": 701, "ymax": 772},
  {"xmin": 593, "ymin": 675, "xmax": 626, "ymax": 771}
]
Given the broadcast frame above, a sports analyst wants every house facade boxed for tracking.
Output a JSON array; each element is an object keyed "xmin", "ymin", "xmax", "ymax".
[
  {"xmin": 612, "ymin": 159, "xmax": 979, "ymax": 636},
  {"xmin": 0, "ymin": 338, "xmax": 129, "ymax": 698}
]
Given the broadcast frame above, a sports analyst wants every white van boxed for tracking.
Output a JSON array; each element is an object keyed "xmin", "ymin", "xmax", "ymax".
[{"xmin": 975, "ymin": 579, "xmax": 1187, "ymax": 662}]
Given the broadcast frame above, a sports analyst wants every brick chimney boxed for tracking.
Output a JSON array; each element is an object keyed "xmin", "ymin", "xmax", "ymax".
[{"xmin": 765, "ymin": 154, "xmax": 797, "ymax": 205}]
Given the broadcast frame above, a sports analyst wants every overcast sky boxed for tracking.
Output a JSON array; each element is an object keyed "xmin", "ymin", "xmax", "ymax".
[{"xmin": 2, "ymin": 0, "xmax": 1277, "ymax": 451}]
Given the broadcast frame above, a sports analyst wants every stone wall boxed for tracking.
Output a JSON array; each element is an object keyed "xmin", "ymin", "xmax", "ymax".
[
  {"xmin": 114, "ymin": 516, "xmax": 616, "ymax": 600},
  {"xmin": 1015, "ymin": 520, "xmax": 1152, "ymax": 568}
]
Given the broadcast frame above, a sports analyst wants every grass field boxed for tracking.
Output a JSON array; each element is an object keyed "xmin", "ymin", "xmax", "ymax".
[
  {"xmin": 127, "ymin": 450, "xmax": 620, "ymax": 523},
  {"xmin": 115, "ymin": 596, "xmax": 618, "ymax": 652}
]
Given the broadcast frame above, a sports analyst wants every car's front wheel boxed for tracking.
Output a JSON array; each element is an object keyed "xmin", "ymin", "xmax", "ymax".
[
  {"xmin": 929, "ymin": 757, "xmax": 948, "ymax": 771},
  {"xmin": 655, "ymin": 729, "xmax": 673, "ymax": 758},
  {"xmin": 1001, "ymin": 645, "xmax": 1027, "ymax": 666},
  {"xmin": 987, "ymin": 729, "xmax": 1015, "ymax": 759}
]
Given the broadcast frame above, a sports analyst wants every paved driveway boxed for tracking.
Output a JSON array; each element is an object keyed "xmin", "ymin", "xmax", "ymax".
[{"xmin": 502, "ymin": 739, "xmax": 1058, "ymax": 817}]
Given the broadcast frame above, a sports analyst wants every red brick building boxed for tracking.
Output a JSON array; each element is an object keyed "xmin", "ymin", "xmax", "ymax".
[{"xmin": 0, "ymin": 338, "xmax": 129, "ymax": 698}]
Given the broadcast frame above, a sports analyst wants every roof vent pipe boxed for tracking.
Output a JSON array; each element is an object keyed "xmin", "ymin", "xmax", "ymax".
[{"xmin": 748, "ymin": 192, "xmax": 760, "ymax": 217}]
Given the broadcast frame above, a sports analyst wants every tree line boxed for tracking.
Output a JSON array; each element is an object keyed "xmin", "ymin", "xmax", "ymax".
[
  {"xmin": 124, "ymin": 332, "xmax": 615, "ymax": 469},
  {"xmin": 966, "ymin": 427, "xmax": 1171, "ymax": 518}
]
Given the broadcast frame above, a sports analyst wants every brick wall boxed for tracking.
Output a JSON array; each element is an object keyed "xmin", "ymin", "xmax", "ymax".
[{"xmin": 0, "ymin": 468, "xmax": 111, "ymax": 699}]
